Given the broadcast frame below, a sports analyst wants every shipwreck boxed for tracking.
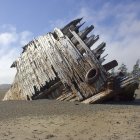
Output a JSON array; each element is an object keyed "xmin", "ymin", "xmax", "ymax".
[{"xmin": 3, "ymin": 18, "xmax": 139, "ymax": 103}]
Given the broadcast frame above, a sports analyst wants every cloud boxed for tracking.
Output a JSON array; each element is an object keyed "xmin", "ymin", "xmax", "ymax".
[
  {"xmin": 74, "ymin": 1, "xmax": 140, "ymax": 71},
  {"xmin": 19, "ymin": 31, "xmax": 33, "ymax": 46},
  {"xmin": 0, "ymin": 32, "xmax": 18, "ymax": 46},
  {"xmin": 0, "ymin": 25, "xmax": 33, "ymax": 84},
  {"xmin": 0, "ymin": 48, "xmax": 17, "ymax": 84},
  {"xmin": 49, "ymin": 19, "xmax": 68, "ymax": 29}
]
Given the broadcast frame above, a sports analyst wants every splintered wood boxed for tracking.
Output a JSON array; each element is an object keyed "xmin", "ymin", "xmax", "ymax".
[
  {"xmin": 3, "ymin": 18, "xmax": 138, "ymax": 103},
  {"xmin": 5, "ymin": 18, "xmax": 126, "ymax": 103},
  {"xmin": 4, "ymin": 27, "xmax": 106, "ymax": 101}
]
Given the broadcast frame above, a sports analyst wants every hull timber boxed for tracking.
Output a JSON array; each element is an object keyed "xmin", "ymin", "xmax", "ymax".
[{"xmin": 3, "ymin": 18, "xmax": 139, "ymax": 103}]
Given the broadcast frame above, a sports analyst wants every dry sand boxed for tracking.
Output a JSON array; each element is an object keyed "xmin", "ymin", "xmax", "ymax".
[
  {"xmin": 0, "ymin": 89, "xmax": 7, "ymax": 101},
  {"xmin": 0, "ymin": 89, "xmax": 140, "ymax": 140}
]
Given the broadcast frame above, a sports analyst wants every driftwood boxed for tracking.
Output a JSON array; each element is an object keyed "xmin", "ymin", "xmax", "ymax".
[
  {"xmin": 82, "ymin": 89, "xmax": 113, "ymax": 104},
  {"xmin": 3, "ymin": 18, "xmax": 139, "ymax": 103}
]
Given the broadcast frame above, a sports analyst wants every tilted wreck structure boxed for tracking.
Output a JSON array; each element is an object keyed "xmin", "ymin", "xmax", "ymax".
[{"xmin": 3, "ymin": 18, "xmax": 139, "ymax": 103}]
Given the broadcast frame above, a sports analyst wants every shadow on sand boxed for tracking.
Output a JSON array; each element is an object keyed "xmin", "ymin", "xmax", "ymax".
[{"xmin": 103, "ymin": 98, "xmax": 140, "ymax": 106}]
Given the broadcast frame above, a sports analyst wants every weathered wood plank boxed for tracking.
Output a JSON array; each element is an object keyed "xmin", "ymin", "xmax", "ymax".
[{"xmin": 82, "ymin": 89, "xmax": 113, "ymax": 104}]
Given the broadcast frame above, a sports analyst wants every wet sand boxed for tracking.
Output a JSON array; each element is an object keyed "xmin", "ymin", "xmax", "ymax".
[{"xmin": 0, "ymin": 89, "xmax": 140, "ymax": 140}]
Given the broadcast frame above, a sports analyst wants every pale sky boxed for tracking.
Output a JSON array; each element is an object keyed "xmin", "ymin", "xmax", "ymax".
[{"xmin": 0, "ymin": 0, "xmax": 140, "ymax": 84}]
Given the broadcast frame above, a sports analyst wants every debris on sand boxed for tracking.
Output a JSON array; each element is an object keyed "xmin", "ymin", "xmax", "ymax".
[{"xmin": 3, "ymin": 18, "xmax": 139, "ymax": 103}]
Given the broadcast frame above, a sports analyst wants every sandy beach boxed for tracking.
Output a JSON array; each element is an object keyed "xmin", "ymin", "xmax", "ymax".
[{"xmin": 0, "ymin": 89, "xmax": 140, "ymax": 140}]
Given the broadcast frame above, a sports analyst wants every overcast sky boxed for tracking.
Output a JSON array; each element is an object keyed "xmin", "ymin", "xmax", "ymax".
[{"xmin": 0, "ymin": 0, "xmax": 140, "ymax": 84}]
